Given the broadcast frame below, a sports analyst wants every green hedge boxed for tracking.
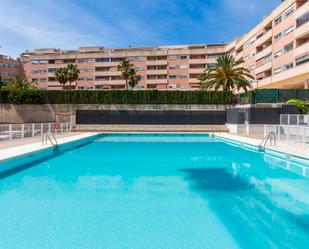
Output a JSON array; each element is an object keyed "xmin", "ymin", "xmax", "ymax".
[
  {"xmin": 0, "ymin": 90, "xmax": 233, "ymax": 105},
  {"xmin": 237, "ymin": 89, "xmax": 309, "ymax": 104}
]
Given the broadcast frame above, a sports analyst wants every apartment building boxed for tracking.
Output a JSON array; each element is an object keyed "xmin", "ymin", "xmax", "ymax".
[
  {"xmin": 0, "ymin": 55, "xmax": 21, "ymax": 85},
  {"xmin": 20, "ymin": 0, "xmax": 309, "ymax": 90},
  {"xmin": 226, "ymin": 0, "xmax": 309, "ymax": 89},
  {"xmin": 20, "ymin": 44, "xmax": 225, "ymax": 90}
]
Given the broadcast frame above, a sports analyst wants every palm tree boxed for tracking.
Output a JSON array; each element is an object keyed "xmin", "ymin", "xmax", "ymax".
[
  {"xmin": 66, "ymin": 64, "xmax": 80, "ymax": 89},
  {"xmin": 128, "ymin": 68, "xmax": 141, "ymax": 89},
  {"xmin": 55, "ymin": 67, "xmax": 68, "ymax": 89},
  {"xmin": 118, "ymin": 59, "xmax": 135, "ymax": 90},
  {"xmin": 7, "ymin": 76, "xmax": 36, "ymax": 90},
  {"xmin": 199, "ymin": 55, "xmax": 253, "ymax": 92}
]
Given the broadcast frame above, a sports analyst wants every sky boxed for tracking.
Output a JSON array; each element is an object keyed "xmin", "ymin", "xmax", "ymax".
[{"xmin": 0, "ymin": 0, "xmax": 281, "ymax": 58}]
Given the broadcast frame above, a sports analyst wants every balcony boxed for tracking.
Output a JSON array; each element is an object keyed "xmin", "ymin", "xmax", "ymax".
[
  {"xmin": 255, "ymin": 61, "xmax": 272, "ymax": 74},
  {"xmin": 272, "ymin": 63, "xmax": 309, "ymax": 83},
  {"xmin": 146, "ymin": 69, "xmax": 167, "ymax": 75},
  {"xmin": 257, "ymin": 76, "xmax": 272, "ymax": 88},
  {"xmin": 95, "ymin": 61, "xmax": 119, "ymax": 67},
  {"xmin": 255, "ymin": 30, "xmax": 272, "ymax": 47},
  {"xmin": 295, "ymin": 0, "xmax": 309, "ymax": 19},
  {"xmin": 189, "ymin": 78, "xmax": 201, "ymax": 84},
  {"xmin": 94, "ymin": 80, "xmax": 126, "ymax": 85},
  {"xmin": 189, "ymin": 58, "xmax": 206, "ymax": 64},
  {"xmin": 255, "ymin": 46, "xmax": 272, "ymax": 61},
  {"xmin": 147, "ymin": 60, "xmax": 168, "ymax": 66},
  {"xmin": 295, "ymin": 22, "xmax": 309, "ymax": 39},
  {"xmin": 235, "ymin": 52, "xmax": 243, "ymax": 61},
  {"xmin": 295, "ymin": 42, "xmax": 309, "ymax": 57},
  {"xmin": 146, "ymin": 79, "xmax": 168, "ymax": 84},
  {"xmin": 95, "ymin": 71, "xmax": 121, "ymax": 77},
  {"xmin": 189, "ymin": 68, "xmax": 205, "ymax": 74},
  {"xmin": 206, "ymin": 57, "xmax": 217, "ymax": 63}
]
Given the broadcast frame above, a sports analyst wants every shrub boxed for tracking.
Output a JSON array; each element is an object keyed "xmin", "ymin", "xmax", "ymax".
[
  {"xmin": 286, "ymin": 99, "xmax": 309, "ymax": 114},
  {"xmin": 7, "ymin": 91, "xmax": 42, "ymax": 104},
  {"xmin": 0, "ymin": 90, "xmax": 233, "ymax": 105}
]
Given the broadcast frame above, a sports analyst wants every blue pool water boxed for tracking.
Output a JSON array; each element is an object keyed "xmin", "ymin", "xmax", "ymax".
[{"xmin": 0, "ymin": 133, "xmax": 308, "ymax": 249}]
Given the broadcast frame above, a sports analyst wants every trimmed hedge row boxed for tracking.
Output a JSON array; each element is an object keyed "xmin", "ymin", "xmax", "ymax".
[{"xmin": 0, "ymin": 90, "xmax": 233, "ymax": 105}]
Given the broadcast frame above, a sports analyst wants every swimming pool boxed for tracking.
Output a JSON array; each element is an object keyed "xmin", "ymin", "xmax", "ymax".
[{"xmin": 0, "ymin": 133, "xmax": 308, "ymax": 249}]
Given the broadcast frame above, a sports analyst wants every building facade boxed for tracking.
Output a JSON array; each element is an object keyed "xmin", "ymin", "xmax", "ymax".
[
  {"xmin": 226, "ymin": 0, "xmax": 309, "ymax": 89},
  {"xmin": 20, "ymin": 45, "xmax": 226, "ymax": 90},
  {"xmin": 0, "ymin": 55, "xmax": 21, "ymax": 85},
  {"xmin": 20, "ymin": 0, "xmax": 309, "ymax": 90}
]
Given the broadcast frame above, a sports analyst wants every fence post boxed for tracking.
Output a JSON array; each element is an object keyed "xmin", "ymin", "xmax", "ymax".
[
  {"xmin": 48, "ymin": 123, "xmax": 51, "ymax": 132},
  {"xmin": 32, "ymin": 124, "xmax": 35, "ymax": 137},
  {"xmin": 287, "ymin": 126, "xmax": 290, "ymax": 143},
  {"xmin": 9, "ymin": 124, "xmax": 12, "ymax": 140},
  {"xmin": 41, "ymin": 123, "xmax": 43, "ymax": 136},
  {"xmin": 21, "ymin": 124, "xmax": 24, "ymax": 139},
  {"xmin": 61, "ymin": 123, "xmax": 63, "ymax": 133}
]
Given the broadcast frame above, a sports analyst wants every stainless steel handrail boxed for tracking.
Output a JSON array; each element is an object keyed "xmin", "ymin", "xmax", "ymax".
[
  {"xmin": 259, "ymin": 132, "xmax": 276, "ymax": 151},
  {"xmin": 42, "ymin": 131, "xmax": 58, "ymax": 146}
]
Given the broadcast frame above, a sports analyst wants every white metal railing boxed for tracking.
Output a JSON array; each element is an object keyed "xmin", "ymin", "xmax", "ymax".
[
  {"xmin": 0, "ymin": 122, "xmax": 71, "ymax": 141},
  {"xmin": 280, "ymin": 114, "xmax": 309, "ymax": 126},
  {"xmin": 264, "ymin": 125, "xmax": 309, "ymax": 146}
]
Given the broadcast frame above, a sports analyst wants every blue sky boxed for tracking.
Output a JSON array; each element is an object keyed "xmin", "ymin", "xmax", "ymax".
[{"xmin": 0, "ymin": 0, "xmax": 281, "ymax": 58}]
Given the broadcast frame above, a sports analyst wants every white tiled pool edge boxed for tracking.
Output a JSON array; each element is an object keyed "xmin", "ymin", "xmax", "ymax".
[
  {"xmin": 0, "ymin": 133, "xmax": 99, "ymax": 173},
  {"xmin": 214, "ymin": 133, "xmax": 309, "ymax": 165}
]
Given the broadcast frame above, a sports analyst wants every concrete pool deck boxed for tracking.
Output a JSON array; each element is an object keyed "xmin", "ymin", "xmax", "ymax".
[{"xmin": 0, "ymin": 132, "xmax": 98, "ymax": 161}]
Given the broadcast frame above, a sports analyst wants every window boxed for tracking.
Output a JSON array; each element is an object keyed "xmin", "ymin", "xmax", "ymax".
[
  {"xmin": 169, "ymin": 75, "xmax": 176, "ymax": 79},
  {"xmin": 284, "ymin": 8, "xmax": 294, "ymax": 18},
  {"xmin": 284, "ymin": 26, "xmax": 294, "ymax": 35},
  {"xmin": 207, "ymin": 53, "xmax": 225, "ymax": 58},
  {"xmin": 284, "ymin": 43, "xmax": 293, "ymax": 53},
  {"xmin": 79, "ymin": 67, "xmax": 93, "ymax": 72},
  {"xmin": 274, "ymin": 49, "xmax": 282, "ymax": 58},
  {"xmin": 178, "ymin": 75, "xmax": 187, "ymax": 79},
  {"xmin": 264, "ymin": 53, "xmax": 272, "ymax": 63},
  {"xmin": 134, "ymin": 66, "xmax": 145, "ymax": 71},
  {"xmin": 248, "ymin": 64, "xmax": 255, "ymax": 70},
  {"xmin": 168, "ymin": 55, "xmax": 177, "ymax": 60},
  {"xmin": 274, "ymin": 16, "xmax": 282, "ymax": 25},
  {"xmin": 32, "ymin": 70, "xmax": 47, "ymax": 74},
  {"xmin": 274, "ymin": 32, "xmax": 282, "ymax": 41},
  {"xmin": 78, "ymin": 58, "xmax": 95, "ymax": 63},
  {"xmin": 296, "ymin": 54, "xmax": 309, "ymax": 66},
  {"xmin": 169, "ymin": 65, "xmax": 177, "ymax": 70},
  {"xmin": 32, "ymin": 60, "xmax": 47, "ymax": 65},
  {"xmin": 128, "ymin": 57, "xmax": 144, "ymax": 62},
  {"xmin": 48, "ymin": 68, "xmax": 57, "ymax": 73},
  {"xmin": 273, "ymin": 67, "xmax": 282, "ymax": 74},
  {"xmin": 179, "ymin": 65, "xmax": 188, "ymax": 69},
  {"xmin": 283, "ymin": 62, "xmax": 293, "ymax": 71},
  {"xmin": 95, "ymin": 58, "xmax": 110, "ymax": 62},
  {"xmin": 179, "ymin": 55, "xmax": 187, "ymax": 60},
  {"xmin": 297, "ymin": 12, "xmax": 309, "ymax": 28}
]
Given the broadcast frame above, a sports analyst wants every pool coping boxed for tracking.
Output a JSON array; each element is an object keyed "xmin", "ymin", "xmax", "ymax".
[
  {"xmin": 213, "ymin": 133, "xmax": 309, "ymax": 166},
  {"xmin": 0, "ymin": 132, "xmax": 99, "ymax": 173},
  {"xmin": 1, "ymin": 131, "xmax": 308, "ymax": 175}
]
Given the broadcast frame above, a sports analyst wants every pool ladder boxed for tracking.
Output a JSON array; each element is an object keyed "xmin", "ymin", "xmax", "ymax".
[
  {"xmin": 259, "ymin": 132, "xmax": 276, "ymax": 151},
  {"xmin": 42, "ymin": 131, "xmax": 58, "ymax": 148}
]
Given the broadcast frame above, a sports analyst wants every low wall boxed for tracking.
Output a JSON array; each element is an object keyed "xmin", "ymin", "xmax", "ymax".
[
  {"xmin": 75, "ymin": 125, "xmax": 228, "ymax": 132},
  {"xmin": 0, "ymin": 104, "xmax": 231, "ymax": 124}
]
